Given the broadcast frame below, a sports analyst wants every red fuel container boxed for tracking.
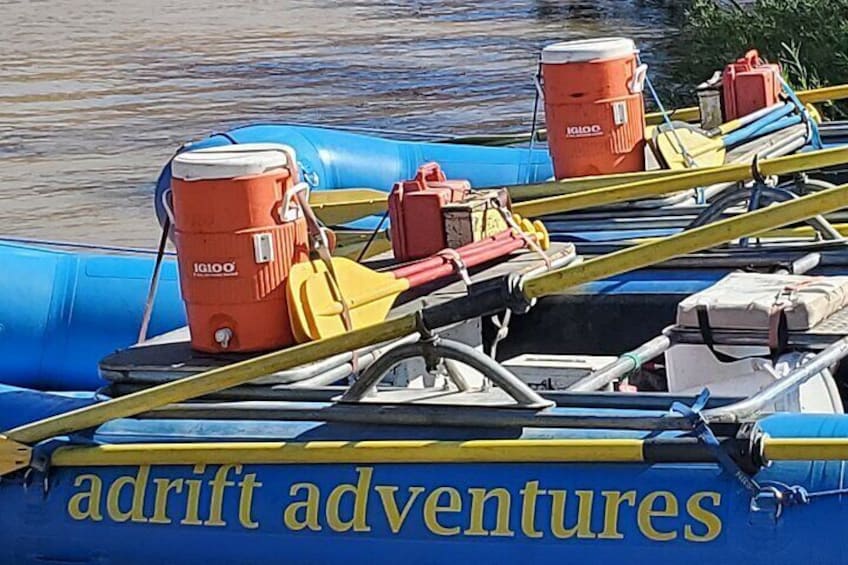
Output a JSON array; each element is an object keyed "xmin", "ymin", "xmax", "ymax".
[
  {"xmin": 388, "ymin": 163, "xmax": 471, "ymax": 261},
  {"xmin": 722, "ymin": 50, "xmax": 782, "ymax": 121}
]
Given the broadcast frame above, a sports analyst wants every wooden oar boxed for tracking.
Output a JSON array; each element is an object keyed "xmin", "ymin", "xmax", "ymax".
[
  {"xmin": 3, "ymin": 180, "xmax": 848, "ymax": 460},
  {"xmin": 654, "ymin": 102, "xmax": 796, "ymax": 169},
  {"xmin": 288, "ymin": 223, "xmax": 549, "ymax": 341}
]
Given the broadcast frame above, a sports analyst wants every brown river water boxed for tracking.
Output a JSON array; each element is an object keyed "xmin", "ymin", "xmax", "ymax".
[{"xmin": 0, "ymin": 0, "xmax": 679, "ymax": 247}]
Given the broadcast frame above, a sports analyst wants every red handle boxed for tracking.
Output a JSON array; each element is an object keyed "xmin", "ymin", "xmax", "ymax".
[
  {"xmin": 414, "ymin": 162, "xmax": 446, "ymax": 184},
  {"xmin": 391, "ymin": 230, "xmax": 515, "ymax": 280},
  {"xmin": 742, "ymin": 49, "xmax": 762, "ymax": 67},
  {"xmin": 401, "ymin": 235, "xmax": 526, "ymax": 288}
]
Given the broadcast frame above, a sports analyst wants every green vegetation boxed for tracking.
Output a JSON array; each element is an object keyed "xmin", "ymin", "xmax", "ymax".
[{"xmin": 663, "ymin": 0, "xmax": 848, "ymax": 115}]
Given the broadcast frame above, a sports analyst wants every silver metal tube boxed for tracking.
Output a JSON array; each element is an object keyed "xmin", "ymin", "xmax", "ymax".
[
  {"xmin": 252, "ymin": 334, "xmax": 419, "ymax": 385},
  {"xmin": 567, "ymin": 334, "xmax": 672, "ymax": 392},
  {"xmin": 704, "ymin": 336, "xmax": 848, "ymax": 423},
  {"xmin": 342, "ymin": 339, "xmax": 553, "ymax": 409},
  {"xmin": 776, "ymin": 252, "xmax": 822, "ymax": 275},
  {"xmin": 288, "ymin": 334, "xmax": 419, "ymax": 388}
]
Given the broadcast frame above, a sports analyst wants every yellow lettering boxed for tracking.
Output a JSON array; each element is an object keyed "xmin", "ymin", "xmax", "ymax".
[
  {"xmin": 67, "ymin": 474, "xmax": 103, "ymax": 522},
  {"xmin": 284, "ymin": 482, "xmax": 322, "ymax": 531},
  {"xmin": 181, "ymin": 466, "xmax": 205, "ymax": 526},
  {"xmin": 106, "ymin": 466, "xmax": 150, "ymax": 523},
  {"xmin": 326, "ymin": 467, "xmax": 373, "ymax": 533},
  {"xmin": 375, "ymin": 485, "xmax": 425, "ymax": 534},
  {"xmin": 637, "ymin": 491, "xmax": 679, "ymax": 541},
  {"xmin": 150, "ymin": 478, "xmax": 184, "ymax": 525},
  {"xmin": 598, "ymin": 490, "xmax": 636, "ymax": 540},
  {"xmin": 238, "ymin": 474, "xmax": 262, "ymax": 529},
  {"xmin": 685, "ymin": 492, "xmax": 722, "ymax": 542},
  {"xmin": 205, "ymin": 464, "xmax": 240, "ymax": 526},
  {"xmin": 423, "ymin": 487, "xmax": 462, "ymax": 536},
  {"xmin": 520, "ymin": 481, "xmax": 546, "ymax": 539},
  {"xmin": 465, "ymin": 487, "xmax": 514, "ymax": 537},
  {"xmin": 550, "ymin": 490, "xmax": 596, "ymax": 539}
]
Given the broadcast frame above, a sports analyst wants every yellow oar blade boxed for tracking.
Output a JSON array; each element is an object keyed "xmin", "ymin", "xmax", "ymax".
[
  {"xmin": 653, "ymin": 126, "xmax": 725, "ymax": 169},
  {"xmin": 288, "ymin": 258, "xmax": 407, "ymax": 342},
  {"xmin": 286, "ymin": 261, "xmax": 323, "ymax": 344}
]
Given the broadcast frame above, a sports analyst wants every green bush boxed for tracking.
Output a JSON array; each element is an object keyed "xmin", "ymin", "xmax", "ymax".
[{"xmin": 665, "ymin": 0, "xmax": 848, "ymax": 116}]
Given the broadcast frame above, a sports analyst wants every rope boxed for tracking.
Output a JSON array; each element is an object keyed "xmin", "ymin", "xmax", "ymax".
[
  {"xmin": 356, "ymin": 209, "xmax": 389, "ymax": 262},
  {"xmin": 0, "ymin": 236, "xmax": 176, "ymax": 256},
  {"xmin": 136, "ymin": 215, "xmax": 171, "ymax": 344},
  {"xmin": 497, "ymin": 205, "xmax": 550, "ymax": 268},
  {"xmin": 638, "ymin": 54, "xmax": 697, "ymax": 168},
  {"xmin": 525, "ymin": 61, "xmax": 543, "ymax": 184}
]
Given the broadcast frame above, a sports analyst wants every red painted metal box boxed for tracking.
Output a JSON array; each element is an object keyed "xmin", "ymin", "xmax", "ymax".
[
  {"xmin": 722, "ymin": 49, "xmax": 782, "ymax": 121},
  {"xmin": 388, "ymin": 163, "xmax": 471, "ymax": 261}
]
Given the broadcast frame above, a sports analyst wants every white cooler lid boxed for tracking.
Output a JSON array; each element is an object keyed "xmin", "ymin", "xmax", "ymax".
[
  {"xmin": 172, "ymin": 143, "xmax": 296, "ymax": 181},
  {"xmin": 541, "ymin": 37, "xmax": 636, "ymax": 64}
]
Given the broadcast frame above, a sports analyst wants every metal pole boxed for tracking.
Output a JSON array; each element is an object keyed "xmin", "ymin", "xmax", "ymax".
[{"xmin": 567, "ymin": 335, "xmax": 672, "ymax": 392}]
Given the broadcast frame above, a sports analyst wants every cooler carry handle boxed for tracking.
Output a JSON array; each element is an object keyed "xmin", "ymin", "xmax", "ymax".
[
  {"xmin": 278, "ymin": 181, "xmax": 310, "ymax": 223},
  {"xmin": 629, "ymin": 63, "xmax": 648, "ymax": 94}
]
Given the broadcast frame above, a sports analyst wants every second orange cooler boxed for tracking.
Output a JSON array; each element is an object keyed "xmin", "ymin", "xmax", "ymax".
[{"xmin": 541, "ymin": 37, "xmax": 647, "ymax": 178}]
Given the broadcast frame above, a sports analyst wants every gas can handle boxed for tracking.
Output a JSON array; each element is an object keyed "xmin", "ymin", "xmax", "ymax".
[
  {"xmin": 630, "ymin": 64, "xmax": 648, "ymax": 94},
  {"xmin": 743, "ymin": 49, "xmax": 761, "ymax": 66},
  {"xmin": 278, "ymin": 181, "xmax": 310, "ymax": 223},
  {"xmin": 415, "ymin": 162, "xmax": 446, "ymax": 184}
]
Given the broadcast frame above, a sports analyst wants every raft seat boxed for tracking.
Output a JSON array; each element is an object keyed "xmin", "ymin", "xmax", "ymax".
[{"xmin": 665, "ymin": 272, "xmax": 848, "ymax": 414}]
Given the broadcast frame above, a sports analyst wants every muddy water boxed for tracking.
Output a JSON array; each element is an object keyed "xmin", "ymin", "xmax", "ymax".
[{"xmin": 0, "ymin": 0, "xmax": 678, "ymax": 246}]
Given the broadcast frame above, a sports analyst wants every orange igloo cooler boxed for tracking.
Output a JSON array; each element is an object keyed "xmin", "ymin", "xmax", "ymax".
[
  {"xmin": 170, "ymin": 143, "xmax": 310, "ymax": 353},
  {"xmin": 541, "ymin": 37, "xmax": 647, "ymax": 178}
]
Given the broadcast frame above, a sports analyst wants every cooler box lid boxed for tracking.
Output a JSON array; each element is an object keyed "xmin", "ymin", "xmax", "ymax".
[
  {"xmin": 677, "ymin": 273, "xmax": 848, "ymax": 331},
  {"xmin": 172, "ymin": 143, "xmax": 296, "ymax": 181},
  {"xmin": 541, "ymin": 37, "xmax": 636, "ymax": 64}
]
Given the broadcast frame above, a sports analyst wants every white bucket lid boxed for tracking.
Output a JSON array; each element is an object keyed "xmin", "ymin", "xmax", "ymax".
[
  {"xmin": 172, "ymin": 143, "xmax": 296, "ymax": 181},
  {"xmin": 541, "ymin": 37, "xmax": 636, "ymax": 64}
]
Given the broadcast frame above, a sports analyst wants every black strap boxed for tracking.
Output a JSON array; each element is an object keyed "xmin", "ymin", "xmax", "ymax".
[
  {"xmin": 769, "ymin": 309, "xmax": 789, "ymax": 362},
  {"xmin": 696, "ymin": 305, "xmax": 789, "ymax": 364},
  {"xmin": 696, "ymin": 305, "xmax": 739, "ymax": 363}
]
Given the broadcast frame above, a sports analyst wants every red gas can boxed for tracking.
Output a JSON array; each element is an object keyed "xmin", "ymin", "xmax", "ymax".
[
  {"xmin": 170, "ymin": 143, "xmax": 310, "ymax": 353},
  {"xmin": 541, "ymin": 37, "xmax": 647, "ymax": 178},
  {"xmin": 722, "ymin": 50, "xmax": 782, "ymax": 121},
  {"xmin": 388, "ymin": 163, "xmax": 470, "ymax": 261}
]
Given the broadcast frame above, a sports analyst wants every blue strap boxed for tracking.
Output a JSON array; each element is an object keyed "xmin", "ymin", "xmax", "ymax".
[
  {"xmin": 780, "ymin": 76, "xmax": 823, "ymax": 150},
  {"xmin": 671, "ymin": 389, "xmax": 762, "ymax": 495}
]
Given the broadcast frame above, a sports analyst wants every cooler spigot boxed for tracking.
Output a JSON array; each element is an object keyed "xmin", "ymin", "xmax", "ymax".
[{"xmin": 214, "ymin": 328, "xmax": 233, "ymax": 349}]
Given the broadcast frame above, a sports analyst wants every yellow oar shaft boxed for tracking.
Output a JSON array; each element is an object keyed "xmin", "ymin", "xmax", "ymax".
[
  {"xmin": 320, "ymin": 278, "xmax": 409, "ymax": 315},
  {"xmin": 7, "ymin": 181, "xmax": 848, "ymax": 447},
  {"xmin": 513, "ymin": 145, "xmax": 848, "ymax": 218},
  {"xmin": 644, "ymin": 83, "xmax": 848, "ymax": 126},
  {"xmin": 522, "ymin": 181, "xmax": 848, "ymax": 300},
  {"xmin": 5, "ymin": 315, "xmax": 419, "ymax": 445},
  {"xmin": 762, "ymin": 438, "xmax": 848, "ymax": 461}
]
